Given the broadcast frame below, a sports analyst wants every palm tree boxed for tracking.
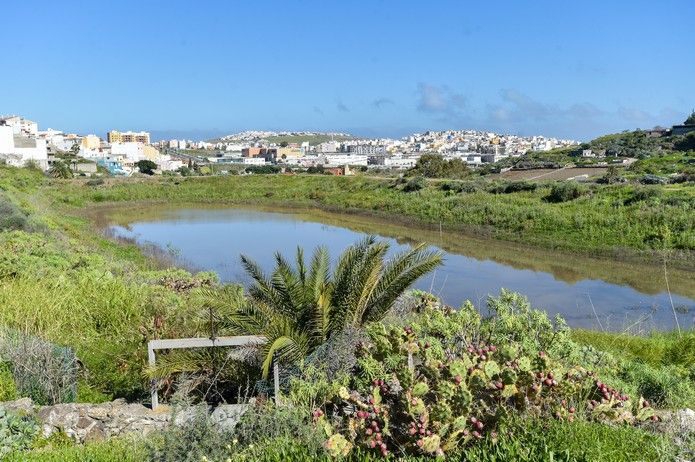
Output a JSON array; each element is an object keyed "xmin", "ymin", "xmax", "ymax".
[
  {"xmin": 48, "ymin": 161, "xmax": 73, "ymax": 179},
  {"xmin": 234, "ymin": 236, "xmax": 442, "ymax": 377}
]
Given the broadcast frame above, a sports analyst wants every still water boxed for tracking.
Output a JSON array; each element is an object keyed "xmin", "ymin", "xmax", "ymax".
[{"xmin": 105, "ymin": 206, "xmax": 695, "ymax": 331}]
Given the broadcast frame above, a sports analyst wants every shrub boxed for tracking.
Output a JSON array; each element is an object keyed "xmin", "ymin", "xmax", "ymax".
[
  {"xmin": 85, "ymin": 178, "xmax": 105, "ymax": 187},
  {"xmin": 640, "ymin": 174, "xmax": 668, "ymax": 185},
  {"xmin": 0, "ymin": 362, "xmax": 17, "ymax": 401},
  {"xmin": 146, "ymin": 406, "xmax": 235, "ymax": 462},
  {"xmin": 462, "ymin": 417, "xmax": 678, "ymax": 462},
  {"xmin": 403, "ymin": 176, "xmax": 427, "ymax": 192},
  {"xmin": 0, "ymin": 408, "xmax": 40, "ymax": 458},
  {"xmin": 624, "ymin": 186, "xmax": 662, "ymax": 205},
  {"xmin": 246, "ymin": 165, "xmax": 281, "ymax": 174},
  {"xmin": 0, "ymin": 194, "xmax": 30, "ymax": 232},
  {"xmin": 0, "ymin": 329, "xmax": 78, "ymax": 405},
  {"xmin": 617, "ymin": 362, "xmax": 695, "ymax": 409},
  {"xmin": 487, "ymin": 181, "xmax": 538, "ymax": 194},
  {"xmin": 135, "ymin": 160, "xmax": 157, "ymax": 175},
  {"xmin": 234, "ymin": 403, "xmax": 326, "ymax": 453},
  {"xmin": 546, "ymin": 182, "xmax": 587, "ymax": 203},
  {"xmin": 307, "ymin": 296, "xmax": 655, "ymax": 458},
  {"xmin": 409, "ymin": 154, "xmax": 469, "ymax": 179}
]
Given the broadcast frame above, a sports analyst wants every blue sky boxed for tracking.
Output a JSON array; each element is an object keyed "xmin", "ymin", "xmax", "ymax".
[{"xmin": 2, "ymin": 0, "xmax": 693, "ymax": 141}]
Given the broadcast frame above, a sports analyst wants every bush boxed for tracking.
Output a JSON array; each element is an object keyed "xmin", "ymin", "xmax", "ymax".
[
  {"xmin": 147, "ymin": 403, "xmax": 327, "ymax": 462},
  {"xmin": 0, "ymin": 329, "xmax": 78, "ymax": 405},
  {"xmin": 624, "ymin": 187, "xmax": 662, "ymax": 206},
  {"xmin": 0, "ymin": 195, "xmax": 30, "ymax": 232},
  {"xmin": 305, "ymin": 294, "xmax": 655, "ymax": 458},
  {"xmin": 486, "ymin": 181, "xmax": 538, "ymax": 194},
  {"xmin": 0, "ymin": 408, "xmax": 40, "ymax": 458},
  {"xmin": 617, "ymin": 362, "xmax": 695, "ymax": 409},
  {"xmin": 246, "ymin": 165, "xmax": 281, "ymax": 174},
  {"xmin": 462, "ymin": 417, "xmax": 678, "ymax": 462},
  {"xmin": 546, "ymin": 182, "xmax": 587, "ymax": 203},
  {"xmin": 135, "ymin": 160, "xmax": 157, "ymax": 175},
  {"xmin": 86, "ymin": 178, "xmax": 105, "ymax": 187},
  {"xmin": 147, "ymin": 407, "xmax": 235, "ymax": 462},
  {"xmin": 409, "ymin": 154, "xmax": 469, "ymax": 179},
  {"xmin": 176, "ymin": 166, "xmax": 192, "ymax": 177},
  {"xmin": 403, "ymin": 176, "xmax": 427, "ymax": 192},
  {"xmin": 640, "ymin": 174, "xmax": 668, "ymax": 185},
  {"xmin": 0, "ymin": 363, "xmax": 17, "ymax": 401}
]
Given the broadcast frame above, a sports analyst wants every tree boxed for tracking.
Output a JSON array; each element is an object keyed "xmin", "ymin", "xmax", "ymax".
[
  {"xmin": 600, "ymin": 165, "xmax": 621, "ymax": 184},
  {"xmin": 135, "ymin": 160, "xmax": 157, "ymax": 175},
  {"xmin": 48, "ymin": 161, "xmax": 73, "ymax": 179},
  {"xmin": 684, "ymin": 111, "xmax": 695, "ymax": 125},
  {"xmin": 233, "ymin": 237, "xmax": 442, "ymax": 377},
  {"xmin": 307, "ymin": 165, "xmax": 325, "ymax": 174},
  {"xmin": 70, "ymin": 143, "xmax": 80, "ymax": 157},
  {"xmin": 410, "ymin": 153, "xmax": 469, "ymax": 179},
  {"xmin": 279, "ymin": 141, "xmax": 289, "ymax": 147},
  {"xmin": 176, "ymin": 166, "xmax": 192, "ymax": 176}
]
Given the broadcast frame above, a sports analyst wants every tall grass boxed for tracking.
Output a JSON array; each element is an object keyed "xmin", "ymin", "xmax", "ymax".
[
  {"xmin": 46, "ymin": 175, "xmax": 695, "ymax": 265},
  {"xmin": 0, "ymin": 231, "xmax": 206, "ymax": 400}
]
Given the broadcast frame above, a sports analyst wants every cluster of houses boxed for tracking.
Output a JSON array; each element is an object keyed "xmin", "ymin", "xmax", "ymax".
[
  {"xmin": 5, "ymin": 114, "xmax": 691, "ymax": 176},
  {"xmin": 174, "ymin": 129, "xmax": 580, "ymax": 171},
  {"xmin": 0, "ymin": 116, "xmax": 182, "ymax": 175}
]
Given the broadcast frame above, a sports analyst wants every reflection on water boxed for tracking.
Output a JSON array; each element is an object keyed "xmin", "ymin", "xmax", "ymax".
[{"xmin": 103, "ymin": 206, "xmax": 694, "ymax": 331}]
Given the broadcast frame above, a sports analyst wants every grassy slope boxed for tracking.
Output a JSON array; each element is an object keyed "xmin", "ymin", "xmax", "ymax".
[
  {"xmin": 47, "ymin": 174, "xmax": 695, "ymax": 267},
  {"xmin": 0, "ymin": 166, "xmax": 211, "ymax": 400}
]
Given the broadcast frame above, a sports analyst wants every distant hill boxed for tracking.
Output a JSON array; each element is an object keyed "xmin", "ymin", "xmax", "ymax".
[
  {"xmin": 500, "ymin": 123, "xmax": 695, "ymax": 172},
  {"xmin": 207, "ymin": 131, "xmax": 353, "ymax": 145},
  {"xmin": 263, "ymin": 133, "xmax": 354, "ymax": 145}
]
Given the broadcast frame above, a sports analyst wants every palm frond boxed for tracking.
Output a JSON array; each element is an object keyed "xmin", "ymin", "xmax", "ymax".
[{"xmin": 363, "ymin": 244, "xmax": 443, "ymax": 324}]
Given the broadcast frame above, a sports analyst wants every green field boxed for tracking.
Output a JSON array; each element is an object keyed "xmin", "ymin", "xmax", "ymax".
[{"xmin": 48, "ymin": 173, "xmax": 695, "ymax": 268}]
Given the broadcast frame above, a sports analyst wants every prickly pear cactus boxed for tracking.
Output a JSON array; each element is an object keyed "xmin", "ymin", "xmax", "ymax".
[{"xmin": 312, "ymin": 305, "xmax": 655, "ymax": 458}]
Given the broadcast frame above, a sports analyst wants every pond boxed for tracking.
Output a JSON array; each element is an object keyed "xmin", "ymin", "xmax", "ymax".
[{"xmin": 102, "ymin": 205, "xmax": 695, "ymax": 331}]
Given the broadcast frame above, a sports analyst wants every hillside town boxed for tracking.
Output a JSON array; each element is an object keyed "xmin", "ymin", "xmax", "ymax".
[{"xmin": 0, "ymin": 114, "xmax": 587, "ymax": 176}]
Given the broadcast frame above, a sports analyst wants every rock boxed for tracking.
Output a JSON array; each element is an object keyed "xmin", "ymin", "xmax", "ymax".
[
  {"xmin": 86, "ymin": 405, "xmax": 110, "ymax": 420},
  {"xmin": 1, "ymin": 398, "xmax": 246, "ymax": 444},
  {"xmin": 211, "ymin": 404, "xmax": 248, "ymax": 430},
  {"xmin": 676, "ymin": 408, "xmax": 695, "ymax": 433},
  {"xmin": 77, "ymin": 416, "xmax": 94, "ymax": 429},
  {"xmin": 83, "ymin": 423, "xmax": 106, "ymax": 443},
  {"xmin": 0, "ymin": 397, "xmax": 35, "ymax": 415},
  {"xmin": 654, "ymin": 408, "xmax": 695, "ymax": 436}
]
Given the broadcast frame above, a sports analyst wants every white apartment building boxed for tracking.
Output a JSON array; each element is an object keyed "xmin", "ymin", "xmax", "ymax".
[
  {"xmin": 324, "ymin": 154, "xmax": 368, "ymax": 166},
  {"xmin": 347, "ymin": 144, "xmax": 385, "ymax": 155},
  {"xmin": 110, "ymin": 142, "xmax": 144, "ymax": 162},
  {"xmin": 0, "ymin": 116, "xmax": 38, "ymax": 137},
  {"xmin": 0, "ymin": 125, "xmax": 48, "ymax": 169},
  {"xmin": 156, "ymin": 156, "xmax": 184, "ymax": 171},
  {"xmin": 385, "ymin": 156, "xmax": 418, "ymax": 169},
  {"xmin": 317, "ymin": 141, "xmax": 340, "ymax": 153}
]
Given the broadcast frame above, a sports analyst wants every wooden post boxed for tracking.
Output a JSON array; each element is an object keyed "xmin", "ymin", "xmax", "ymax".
[
  {"xmin": 273, "ymin": 359, "xmax": 280, "ymax": 405},
  {"xmin": 148, "ymin": 343, "xmax": 158, "ymax": 409}
]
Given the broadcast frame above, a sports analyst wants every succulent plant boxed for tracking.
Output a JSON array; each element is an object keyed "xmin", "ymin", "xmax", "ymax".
[{"xmin": 311, "ymin": 302, "xmax": 655, "ymax": 458}]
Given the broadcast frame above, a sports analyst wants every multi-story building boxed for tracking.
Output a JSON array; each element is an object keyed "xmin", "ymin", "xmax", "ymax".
[
  {"xmin": 0, "ymin": 116, "xmax": 38, "ymax": 137},
  {"xmin": 107, "ymin": 130, "xmax": 150, "ymax": 144},
  {"xmin": 81, "ymin": 134, "xmax": 101, "ymax": 150},
  {"xmin": 0, "ymin": 124, "xmax": 48, "ymax": 169},
  {"xmin": 347, "ymin": 144, "xmax": 385, "ymax": 155}
]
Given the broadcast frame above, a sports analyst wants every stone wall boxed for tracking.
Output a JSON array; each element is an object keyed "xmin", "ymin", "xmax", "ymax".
[{"xmin": 1, "ymin": 398, "xmax": 248, "ymax": 444}]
